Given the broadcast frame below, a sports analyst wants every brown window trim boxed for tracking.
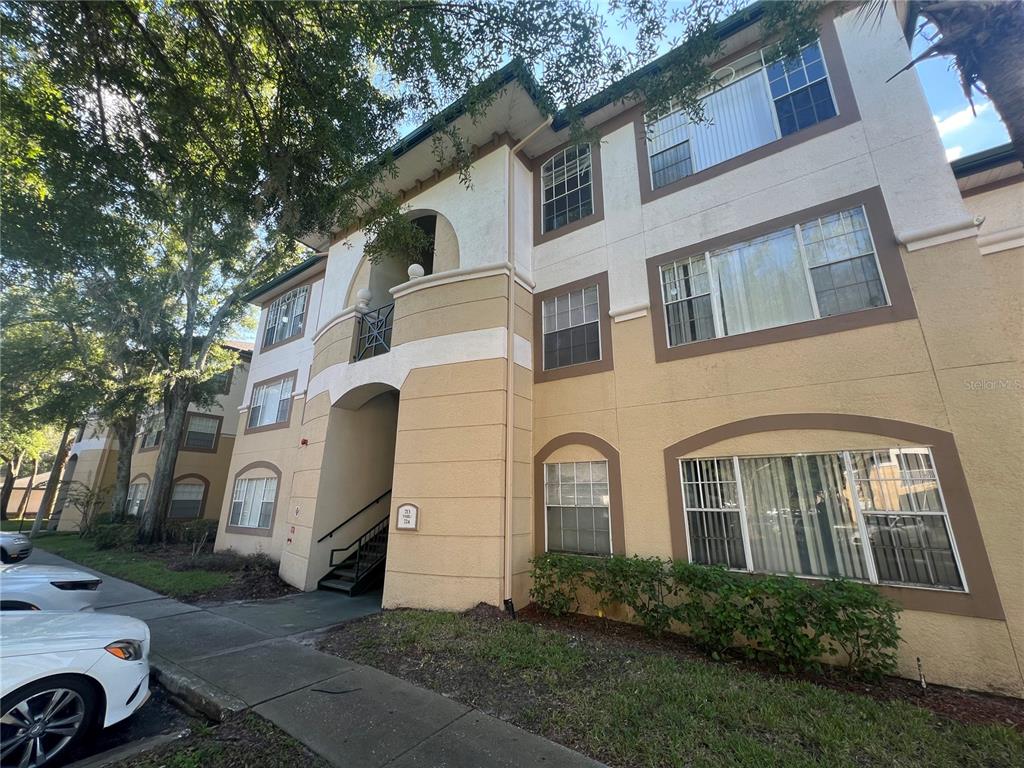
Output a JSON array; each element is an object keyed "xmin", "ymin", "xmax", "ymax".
[
  {"xmin": 170, "ymin": 473, "xmax": 210, "ymax": 520},
  {"xmin": 244, "ymin": 370, "xmax": 299, "ymax": 435},
  {"xmin": 258, "ymin": 276, "xmax": 319, "ymax": 355},
  {"xmin": 532, "ymin": 140, "xmax": 605, "ymax": 246},
  {"xmin": 646, "ymin": 186, "xmax": 916, "ymax": 362},
  {"xmin": 634, "ymin": 15, "xmax": 860, "ymax": 204},
  {"xmin": 180, "ymin": 412, "xmax": 224, "ymax": 454},
  {"xmin": 224, "ymin": 461, "xmax": 282, "ymax": 537},
  {"xmin": 533, "ymin": 271, "xmax": 614, "ymax": 383},
  {"xmin": 137, "ymin": 420, "xmax": 163, "ymax": 454},
  {"xmin": 534, "ymin": 433, "xmax": 625, "ymax": 557},
  {"xmin": 661, "ymin": 414, "xmax": 1005, "ymax": 621}
]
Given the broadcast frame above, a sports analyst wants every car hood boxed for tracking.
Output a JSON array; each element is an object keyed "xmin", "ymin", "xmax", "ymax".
[
  {"xmin": 0, "ymin": 612, "xmax": 149, "ymax": 657},
  {"xmin": 0, "ymin": 563, "xmax": 99, "ymax": 583},
  {"xmin": 0, "ymin": 532, "xmax": 31, "ymax": 544}
]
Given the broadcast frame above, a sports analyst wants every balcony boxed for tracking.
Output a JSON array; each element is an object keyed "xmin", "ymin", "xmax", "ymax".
[{"xmin": 353, "ymin": 302, "xmax": 394, "ymax": 361}]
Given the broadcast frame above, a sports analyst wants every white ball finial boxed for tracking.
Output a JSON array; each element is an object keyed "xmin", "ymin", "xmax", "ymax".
[
  {"xmin": 355, "ymin": 287, "xmax": 372, "ymax": 312},
  {"xmin": 407, "ymin": 263, "xmax": 425, "ymax": 279}
]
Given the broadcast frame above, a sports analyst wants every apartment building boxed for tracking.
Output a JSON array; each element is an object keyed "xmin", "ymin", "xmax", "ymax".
[
  {"xmin": 56, "ymin": 345, "xmax": 252, "ymax": 530},
  {"xmin": 213, "ymin": 2, "xmax": 1024, "ymax": 696}
]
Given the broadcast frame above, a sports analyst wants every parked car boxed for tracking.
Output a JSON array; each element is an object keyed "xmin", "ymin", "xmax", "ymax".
[
  {"xmin": 0, "ymin": 564, "xmax": 103, "ymax": 611},
  {"xmin": 0, "ymin": 531, "xmax": 33, "ymax": 563},
  {"xmin": 0, "ymin": 611, "xmax": 150, "ymax": 768}
]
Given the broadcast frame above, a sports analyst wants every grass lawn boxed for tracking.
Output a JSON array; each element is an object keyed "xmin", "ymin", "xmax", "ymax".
[
  {"xmin": 2, "ymin": 518, "xmax": 33, "ymax": 531},
  {"xmin": 31, "ymin": 533, "xmax": 232, "ymax": 599},
  {"xmin": 319, "ymin": 610, "xmax": 1024, "ymax": 768},
  {"xmin": 110, "ymin": 714, "xmax": 328, "ymax": 768}
]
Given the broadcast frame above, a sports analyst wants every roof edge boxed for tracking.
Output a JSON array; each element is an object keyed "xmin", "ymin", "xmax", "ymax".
[
  {"xmin": 951, "ymin": 143, "xmax": 1019, "ymax": 178},
  {"xmin": 243, "ymin": 254, "xmax": 326, "ymax": 303}
]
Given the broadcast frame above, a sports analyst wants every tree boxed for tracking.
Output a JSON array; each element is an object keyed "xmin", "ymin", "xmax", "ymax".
[{"xmin": 880, "ymin": 1, "xmax": 1024, "ymax": 161}]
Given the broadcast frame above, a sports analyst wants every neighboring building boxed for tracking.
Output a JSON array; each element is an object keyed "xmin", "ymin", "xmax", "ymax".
[
  {"xmin": 214, "ymin": 2, "xmax": 1023, "ymax": 696},
  {"xmin": 56, "ymin": 345, "xmax": 252, "ymax": 531}
]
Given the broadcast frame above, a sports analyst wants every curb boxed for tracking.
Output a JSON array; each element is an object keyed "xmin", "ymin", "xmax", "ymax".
[{"xmin": 150, "ymin": 654, "xmax": 248, "ymax": 722}]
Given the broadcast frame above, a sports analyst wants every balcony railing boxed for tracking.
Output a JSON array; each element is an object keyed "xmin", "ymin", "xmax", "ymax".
[{"xmin": 354, "ymin": 302, "xmax": 394, "ymax": 361}]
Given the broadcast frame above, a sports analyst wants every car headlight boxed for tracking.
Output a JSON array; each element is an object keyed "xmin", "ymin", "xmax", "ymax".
[{"xmin": 105, "ymin": 640, "xmax": 144, "ymax": 661}]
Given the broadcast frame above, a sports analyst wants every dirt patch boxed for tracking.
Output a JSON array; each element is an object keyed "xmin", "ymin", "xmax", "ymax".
[
  {"xmin": 140, "ymin": 545, "xmax": 298, "ymax": 602},
  {"xmin": 515, "ymin": 605, "xmax": 1024, "ymax": 731},
  {"xmin": 108, "ymin": 712, "xmax": 329, "ymax": 768}
]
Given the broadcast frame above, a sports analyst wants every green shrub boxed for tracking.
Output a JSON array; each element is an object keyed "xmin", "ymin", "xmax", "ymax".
[
  {"xmin": 530, "ymin": 553, "xmax": 901, "ymax": 677},
  {"xmin": 163, "ymin": 518, "xmax": 219, "ymax": 546},
  {"xmin": 92, "ymin": 523, "xmax": 138, "ymax": 550},
  {"xmin": 168, "ymin": 549, "xmax": 276, "ymax": 573}
]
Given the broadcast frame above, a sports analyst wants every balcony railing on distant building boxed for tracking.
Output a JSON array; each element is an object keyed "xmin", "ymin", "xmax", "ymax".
[{"xmin": 354, "ymin": 302, "xmax": 394, "ymax": 361}]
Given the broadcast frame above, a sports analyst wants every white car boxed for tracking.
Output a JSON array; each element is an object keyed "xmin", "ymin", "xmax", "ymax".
[
  {"xmin": 0, "ymin": 532, "xmax": 33, "ymax": 564},
  {"xmin": 0, "ymin": 565, "xmax": 103, "ymax": 611},
  {"xmin": 1, "ymin": 612, "xmax": 150, "ymax": 768}
]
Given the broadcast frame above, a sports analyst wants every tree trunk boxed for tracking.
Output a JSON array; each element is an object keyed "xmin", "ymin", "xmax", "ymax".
[
  {"xmin": 137, "ymin": 384, "xmax": 191, "ymax": 544},
  {"xmin": 110, "ymin": 415, "xmax": 138, "ymax": 522},
  {"xmin": 929, "ymin": 3, "xmax": 1024, "ymax": 163},
  {"xmin": 964, "ymin": 25, "xmax": 1024, "ymax": 163},
  {"xmin": 0, "ymin": 452, "xmax": 22, "ymax": 519},
  {"xmin": 16, "ymin": 459, "xmax": 38, "ymax": 529},
  {"xmin": 30, "ymin": 423, "xmax": 74, "ymax": 538}
]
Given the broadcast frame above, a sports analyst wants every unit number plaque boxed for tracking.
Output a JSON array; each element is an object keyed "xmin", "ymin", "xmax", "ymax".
[{"xmin": 396, "ymin": 503, "xmax": 419, "ymax": 531}]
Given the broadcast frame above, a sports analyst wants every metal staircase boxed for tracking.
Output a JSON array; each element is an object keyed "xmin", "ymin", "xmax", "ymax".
[{"xmin": 317, "ymin": 490, "xmax": 391, "ymax": 596}]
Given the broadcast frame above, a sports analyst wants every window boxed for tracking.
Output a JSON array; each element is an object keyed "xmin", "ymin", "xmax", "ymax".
[
  {"xmin": 544, "ymin": 461, "xmax": 611, "ymax": 555},
  {"xmin": 646, "ymin": 41, "xmax": 836, "ymax": 189},
  {"xmin": 679, "ymin": 448, "xmax": 965, "ymax": 590},
  {"xmin": 169, "ymin": 481, "xmax": 204, "ymax": 519},
  {"xmin": 229, "ymin": 476, "xmax": 278, "ymax": 530},
  {"xmin": 541, "ymin": 285, "xmax": 600, "ymax": 370},
  {"xmin": 659, "ymin": 205, "xmax": 887, "ymax": 346},
  {"xmin": 208, "ymin": 369, "xmax": 232, "ymax": 393},
  {"xmin": 126, "ymin": 481, "xmax": 148, "ymax": 517},
  {"xmin": 139, "ymin": 417, "xmax": 162, "ymax": 450},
  {"xmin": 541, "ymin": 144, "xmax": 594, "ymax": 233},
  {"xmin": 183, "ymin": 414, "xmax": 219, "ymax": 450},
  {"xmin": 248, "ymin": 375, "xmax": 294, "ymax": 429},
  {"xmin": 263, "ymin": 285, "xmax": 309, "ymax": 348},
  {"xmin": 766, "ymin": 41, "xmax": 836, "ymax": 136}
]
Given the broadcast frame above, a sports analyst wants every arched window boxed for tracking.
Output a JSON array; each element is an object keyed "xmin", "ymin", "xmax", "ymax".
[
  {"xmin": 226, "ymin": 463, "xmax": 282, "ymax": 535},
  {"xmin": 169, "ymin": 476, "xmax": 207, "ymax": 519},
  {"xmin": 126, "ymin": 478, "xmax": 149, "ymax": 517},
  {"xmin": 541, "ymin": 144, "xmax": 593, "ymax": 233}
]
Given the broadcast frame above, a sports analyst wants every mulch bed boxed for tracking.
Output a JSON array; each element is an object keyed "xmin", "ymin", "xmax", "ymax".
[
  {"xmin": 142, "ymin": 544, "xmax": 298, "ymax": 603},
  {"xmin": 512, "ymin": 605, "xmax": 1024, "ymax": 732}
]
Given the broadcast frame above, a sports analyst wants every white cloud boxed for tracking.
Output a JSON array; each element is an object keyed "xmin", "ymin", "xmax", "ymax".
[
  {"xmin": 945, "ymin": 146, "xmax": 964, "ymax": 161},
  {"xmin": 933, "ymin": 102, "xmax": 991, "ymax": 137}
]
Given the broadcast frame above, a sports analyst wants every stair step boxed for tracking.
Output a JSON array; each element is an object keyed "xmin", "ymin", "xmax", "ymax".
[{"xmin": 319, "ymin": 578, "xmax": 355, "ymax": 593}]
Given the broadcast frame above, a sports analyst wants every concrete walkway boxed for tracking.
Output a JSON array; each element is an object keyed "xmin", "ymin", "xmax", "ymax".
[{"xmin": 31, "ymin": 550, "xmax": 603, "ymax": 767}]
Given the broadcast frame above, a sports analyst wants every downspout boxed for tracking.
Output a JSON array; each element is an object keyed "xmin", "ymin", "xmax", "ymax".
[{"xmin": 504, "ymin": 116, "xmax": 552, "ymax": 608}]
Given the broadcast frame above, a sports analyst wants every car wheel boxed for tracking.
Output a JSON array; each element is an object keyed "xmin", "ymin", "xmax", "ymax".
[{"xmin": 0, "ymin": 676, "xmax": 97, "ymax": 768}]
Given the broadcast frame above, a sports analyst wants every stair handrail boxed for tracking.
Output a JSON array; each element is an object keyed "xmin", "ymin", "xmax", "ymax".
[
  {"xmin": 316, "ymin": 488, "xmax": 392, "ymax": 543},
  {"xmin": 328, "ymin": 514, "xmax": 390, "ymax": 570}
]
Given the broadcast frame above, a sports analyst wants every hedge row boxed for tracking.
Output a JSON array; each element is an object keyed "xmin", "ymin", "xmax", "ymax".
[{"xmin": 530, "ymin": 553, "xmax": 900, "ymax": 676}]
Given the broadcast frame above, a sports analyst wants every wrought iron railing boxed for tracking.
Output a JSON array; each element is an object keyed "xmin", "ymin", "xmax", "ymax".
[
  {"xmin": 354, "ymin": 302, "xmax": 394, "ymax": 360},
  {"xmin": 316, "ymin": 489, "xmax": 392, "ymax": 544},
  {"xmin": 328, "ymin": 515, "xmax": 390, "ymax": 575}
]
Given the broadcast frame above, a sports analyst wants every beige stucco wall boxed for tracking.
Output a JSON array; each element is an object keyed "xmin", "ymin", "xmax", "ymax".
[{"xmin": 531, "ymin": 234, "xmax": 1024, "ymax": 696}]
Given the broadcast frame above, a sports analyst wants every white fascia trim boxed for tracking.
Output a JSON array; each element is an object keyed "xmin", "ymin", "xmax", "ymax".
[
  {"xmin": 389, "ymin": 261, "xmax": 535, "ymax": 301},
  {"xmin": 898, "ymin": 216, "xmax": 981, "ymax": 252},
  {"xmin": 70, "ymin": 437, "xmax": 110, "ymax": 453},
  {"xmin": 978, "ymin": 225, "xmax": 1024, "ymax": 256},
  {"xmin": 313, "ymin": 306, "xmax": 359, "ymax": 344},
  {"xmin": 610, "ymin": 302, "xmax": 650, "ymax": 323},
  {"xmin": 307, "ymin": 326, "xmax": 509, "ymax": 404}
]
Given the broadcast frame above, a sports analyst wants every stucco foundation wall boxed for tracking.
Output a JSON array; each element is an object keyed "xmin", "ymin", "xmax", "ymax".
[
  {"xmin": 383, "ymin": 358, "xmax": 510, "ymax": 610},
  {"xmin": 530, "ymin": 235, "xmax": 1023, "ymax": 695},
  {"xmin": 56, "ymin": 445, "xmax": 117, "ymax": 532}
]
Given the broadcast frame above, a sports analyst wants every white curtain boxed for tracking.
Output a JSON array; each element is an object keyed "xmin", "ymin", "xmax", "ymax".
[
  {"xmin": 739, "ymin": 454, "xmax": 868, "ymax": 580},
  {"xmin": 711, "ymin": 228, "xmax": 813, "ymax": 336}
]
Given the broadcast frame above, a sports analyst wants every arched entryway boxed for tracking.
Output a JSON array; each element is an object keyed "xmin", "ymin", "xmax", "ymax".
[{"xmin": 312, "ymin": 383, "xmax": 401, "ymax": 599}]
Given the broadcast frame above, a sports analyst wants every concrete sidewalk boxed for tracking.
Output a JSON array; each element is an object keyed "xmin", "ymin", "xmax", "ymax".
[{"xmin": 31, "ymin": 550, "xmax": 603, "ymax": 767}]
